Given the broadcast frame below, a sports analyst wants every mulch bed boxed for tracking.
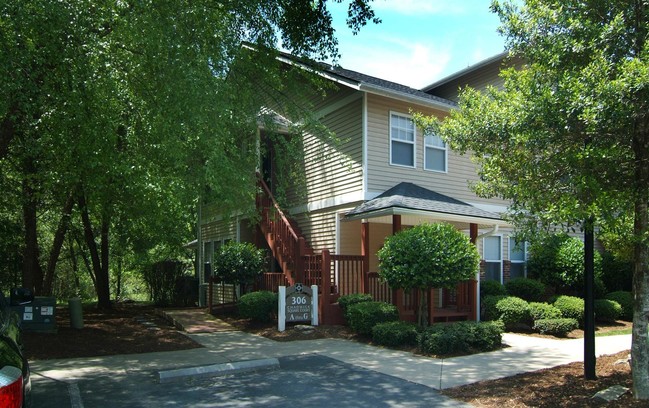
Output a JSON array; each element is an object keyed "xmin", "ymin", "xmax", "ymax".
[{"xmin": 21, "ymin": 303, "xmax": 202, "ymax": 360}]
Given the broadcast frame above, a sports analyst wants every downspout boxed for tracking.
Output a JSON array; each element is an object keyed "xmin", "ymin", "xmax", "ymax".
[{"xmin": 476, "ymin": 224, "xmax": 499, "ymax": 240}]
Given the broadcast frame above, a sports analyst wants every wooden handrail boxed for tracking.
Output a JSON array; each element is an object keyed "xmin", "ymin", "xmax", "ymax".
[{"xmin": 257, "ymin": 173, "xmax": 299, "ymax": 241}]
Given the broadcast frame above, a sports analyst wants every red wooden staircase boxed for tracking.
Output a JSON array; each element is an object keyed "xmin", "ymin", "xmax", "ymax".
[{"xmin": 256, "ymin": 176, "xmax": 314, "ymax": 285}]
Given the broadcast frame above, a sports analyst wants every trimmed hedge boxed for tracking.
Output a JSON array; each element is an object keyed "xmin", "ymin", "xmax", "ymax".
[
  {"xmin": 505, "ymin": 278, "xmax": 546, "ymax": 302},
  {"xmin": 533, "ymin": 318, "xmax": 579, "ymax": 337},
  {"xmin": 494, "ymin": 296, "xmax": 531, "ymax": 329},
  {"xmin": 605, "ymin": 291, "xmax": 633, "ymax": 321},
  {"xmin": 418, "ymin": 321, "xmax": 504, "ymax": 356},
  {"xmin": 529, "ymin": 302, "xmax": 562, "ymax": 321},
  {"xmin": 347, "ymin": 301, "xmax": 399, "ymax": 336},
  {"xmin": 372, "ymin": 321, "xmax": 420, "ymax": 347},
  {"xmin": 481, "ymin": 280, "xmax": 507, "ymax": 299},
  {"xmin": 482, "ymin": 295, "xmax": 508, "ymax": 321},
  {"xmin": 553, "ymin": 295, "xmax": 584, "ymax": 325},
  {"xmin": 594, "ymin": 299, "xmax": 622, "ymax": 322},
  {"xmin": 338, "ymin": 293, "xmax": 373, "ymax": 322},
  {"xmin": 238, "ymin": 291, "xmax": 278, "ymax": 323}
]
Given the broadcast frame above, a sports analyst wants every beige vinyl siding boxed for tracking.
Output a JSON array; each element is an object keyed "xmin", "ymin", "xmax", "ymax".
[
  {"xmin": 432, "ymin": 62, "xmax": 504, "ymax": 102},
  {"xmin": 292, "ymin": 208, "xmax": 339, "ymax": 252},
  {"xmin": 298, "ymin": 89, "xmax": 364, "ymax": 205},
  {"xmin": 201, "ymin": 218, "xmax": 237, "ymax": 243},
  {"xmin": 365, "ymin": 93, "xmax": 508, "ymax": 208}
]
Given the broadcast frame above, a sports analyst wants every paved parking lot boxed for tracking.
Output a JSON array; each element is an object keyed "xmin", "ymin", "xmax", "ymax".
[{"xmin": 31, "ymin": 354, "xmax": 468, "ymax": 407}]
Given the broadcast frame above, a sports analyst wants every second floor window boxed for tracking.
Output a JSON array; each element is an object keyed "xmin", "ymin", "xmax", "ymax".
[
  {"xmin": 390, "ymin": 113, "xmax": 415, "ymax": 167},
  {"xmin": 424, "ymin": 132, "xmax": 447, "ymax": 172}
]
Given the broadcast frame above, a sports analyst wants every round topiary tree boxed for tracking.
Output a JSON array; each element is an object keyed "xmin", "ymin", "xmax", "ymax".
[
  {"xmin": 377, "ymin": 222, "xmax": 480, "ymax": 327},
  {"xmin": 213, "ymin": 242, "xmax": 265, "ymax": 297}
]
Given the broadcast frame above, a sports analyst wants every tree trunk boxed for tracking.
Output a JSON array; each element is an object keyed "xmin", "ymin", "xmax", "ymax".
[
  {"xmin": 78, "ymin": 192, "xmax": 112, "ymax": 309},
  {"xmin": 21, "ymin": 157, "xmax": 43, "ymax": 294},
  {"xmin": 418, "ymin": 288, "xmax": 429, "ymax": 327},
  {"xmin": 631, "ymin": 119, "xmax": 649, "ymax": 399},
  {"xmin": 42, "ymin": 192, "xmax": 75, "ymax": 296}
]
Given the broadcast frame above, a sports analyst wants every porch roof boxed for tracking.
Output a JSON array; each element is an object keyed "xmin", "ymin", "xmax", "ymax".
[{"xmin": 344, "ymin": 182, "xmax": 507, "ymax": 225}]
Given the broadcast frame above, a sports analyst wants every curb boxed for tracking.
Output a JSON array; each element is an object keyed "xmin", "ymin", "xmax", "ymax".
[{"xmin": 158, "ymin": 358, "xmax": 280, "ymax": 383}]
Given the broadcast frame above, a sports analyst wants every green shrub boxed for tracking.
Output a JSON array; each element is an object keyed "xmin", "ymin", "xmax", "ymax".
[
  {"xmin": 605, "ymin": 291, "xmax": 633, "ymax": 321},
  {"xmin": 482, "ymin": 295, "xmax": 508, "ymax": 321},
  {"xmin": 213, "ymin": 242, "xmax": 265, "ymax": 287},
  {"xmin": 505, "ymin": 278, "xmax": 546, "ymax": 302},
  {"xmin": 529, "ymin": 302, "xmax": 562, "ymax": 321},
  {"xmin": 553, "ymin": 295, "xmax": 584, "ymax": 325},
  {"xmin": 347, "ymin": 301, "xmax": 399, "ymax": 336},
  {"xmin": 238, "ymin": 291, "xmax": 277, "ymax": 323},
  {"xmin": 528, "ymin": 234, "xmax": 603, "ymax": 295},
  {"xmin": 372, "ymin": 321, "xmax": 419, "ymax": 347},
  {"xmin": 533, "ymin": 318, "xmax": 579, "ymax": 337},
  {"xmin": 338, "ymin": 293, "xmax": 373, "ymax": 322},
  {"xmin": 493, "ymin": 296, "xmax": 531, "ymax": 329},
  {"xmin": 594, "ymin": 299, "xmax": 622, "ymax": 322},
  {"xmin": 481, "ymin": 280, "xmax": 507, "ymax": 299},
  {"xmin": 418, "ymin": 321, "xmax": 503, "ymax": 356}
]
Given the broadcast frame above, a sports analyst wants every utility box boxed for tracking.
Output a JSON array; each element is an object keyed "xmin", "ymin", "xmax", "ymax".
[{"xmin": 11, "ymin": 296, "xmax": 57, "ymax": 333}]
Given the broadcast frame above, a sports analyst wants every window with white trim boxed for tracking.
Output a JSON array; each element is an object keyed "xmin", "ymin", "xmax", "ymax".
[
  {"xmin": 509, "ymin": 238, "xmax": 527, "ymax": 279},
  {"xmin": 390, "ymin": 113, "xmax": 415, "ymax": 167},
  {"xmin": 483, "ymin": 236, "xmax": 502, "ymax": 283},
  {"xmin": 424, "ymin": 132, "xmax": 447, "ymax": 172}
]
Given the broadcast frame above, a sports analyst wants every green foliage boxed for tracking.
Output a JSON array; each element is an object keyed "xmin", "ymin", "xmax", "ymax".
[
  {"xmin": 492, "ymin": 296, "xmax": 531, "ymax": 329},
  {"xmin": 371, "ymin": 321, "xmax": 420, "ymax": 347},
  {"xmin": 238, "ymin": 291, "xmax": 278, "ymax": 323},
  {"xmin": 213, "ymin": 242, "xmax": 264, "ymax": 286},
  {"xmin": 377, "ymin": 223, "xmax": 480, "ymax": 291},
  {"xmin": 141, "ymin": 260, "xmax": 188, "ymax": 306},
  {"xmin": 533, "ymin": 318, "xmax": 579, "ymax": 337},
  {"xmin": 527, "ymin": 234, "xmax": 603, "ymax": 295},
  {"xmin": 338, "ymin": 293, "xmax": 373, "ymax": 322},
  {"xmin": 594, "ymin": 299, "xmax": 622, "ymax": 322},
  {"xmin": 346, "ymin": 301, "xmax": 399, "ymax": 336},
  {"xmin": 480, "ymin": 280, "xmax": 507, "ymax": 299},
  {"xmin": 505, "ymin": 278, "xmax": 545, "ymax": 302},
  {"xmin": 600, "ymin": 251, "xmax": 633, "ymax": 293},
  {"xmin": 418, "ymin": 321, "xmax": 503, "ymax": 356},
  {"xmin": 553, "ymin": 296, "xmax": 584, "ymax": 325},
  {"xmin": 605, "ymin": 291, "xmax": 633, "ymax": 321},
  {"xmin": 482, "ymin": 295, "xmax": 508, "ymax": 321},
  {"xmin": 529, "ymin": 302, "xmax": 562, "ymax": 321}
]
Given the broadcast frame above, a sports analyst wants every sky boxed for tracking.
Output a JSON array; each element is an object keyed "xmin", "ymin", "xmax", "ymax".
[{"xmin": 327, "ymin": 0, "xmax": 506, "ymax": 89}]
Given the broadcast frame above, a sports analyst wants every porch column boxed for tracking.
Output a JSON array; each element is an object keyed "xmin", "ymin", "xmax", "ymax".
[
  {"xmin": 469, "ymin": 223, "xmax": 479, "ymax": 321},
  {"xmin": 391, "ymin": 214, "xmax": 403, "ymax": 312},
  {"xmin": 361, "ymin": 221, "xmax": 370, "ymax": 293}
]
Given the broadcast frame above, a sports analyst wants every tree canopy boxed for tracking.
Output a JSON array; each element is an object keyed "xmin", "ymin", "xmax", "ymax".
[
  {"xmin": 377, "ymin": 223, "xmax": 480, "ymax": 326},
  {"xmin": 414, "ymin": 0, "xmax": 649, "ymax": 399},
  {"xmin": 0, "ymin": 0, "xmax": 379, "ymax": 306}
]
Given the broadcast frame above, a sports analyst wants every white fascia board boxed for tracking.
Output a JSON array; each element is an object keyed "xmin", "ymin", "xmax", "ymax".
[
  {"xmin": 344, "ymin": 206, "xmax": 510, "ymax": 227},
  {"xmin": 275, "ymin": 54, "xmax": 362, "ymax": 91}
]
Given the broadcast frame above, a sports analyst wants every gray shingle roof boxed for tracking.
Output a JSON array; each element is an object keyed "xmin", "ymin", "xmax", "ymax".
[
  {"xmin": 324, "ymin": 65, "xmax": 457, "ymax": 108},
  {"xmin": 345, "ymin": 182, "xmax": 502, "ymax": 221}
]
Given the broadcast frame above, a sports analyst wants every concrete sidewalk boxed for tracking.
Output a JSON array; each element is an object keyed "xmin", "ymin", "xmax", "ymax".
[{"xmin": 29, "ymin": 308, "xmax": 632, "ymax": 392}]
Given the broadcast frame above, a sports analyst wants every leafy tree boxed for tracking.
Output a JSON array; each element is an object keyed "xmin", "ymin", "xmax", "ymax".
[
  {"xmin": 213, "ymin": 242, "xmax": 265, "ymax": 293},
  {"xmin": 415, "ymin": 0, "xmax": 649, "ymax": 398},
  {"xmin": 1, "ymin": 1, "xmax": 379, "ymax": 308},
  {"xmin": 377, "ymin": 223, "xmax": 480, "ymax": 327},
  {"xmin": 527, "ymin": 234, "xmax": 603, "ymax": 295}
]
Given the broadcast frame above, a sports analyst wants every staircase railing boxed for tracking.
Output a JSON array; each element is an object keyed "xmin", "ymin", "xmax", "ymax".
[{"xmin": 257, "ymin": 175, "xmax": 308, "ymax": 284}]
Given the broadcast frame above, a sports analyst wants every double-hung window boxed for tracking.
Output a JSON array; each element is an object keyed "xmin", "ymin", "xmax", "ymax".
[
  {"xmin": 509, "ymin": 238, "xmax": 527, "ymax": 279},
  {"xmin": 390, "ymin": 113, "xmax": 415, "ymax": 167},
  {"xmin": 424, "ymin": 132, "xmax": 447, "ymax": 172},
  {"xmin": 483, "ymin": 236, "xmax": 502, "ymax": 283}
]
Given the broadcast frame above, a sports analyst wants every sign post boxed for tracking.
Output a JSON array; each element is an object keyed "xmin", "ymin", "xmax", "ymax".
[{"xmin": 278, "ymin": 283, "xmax": 318, "ymax": 332}]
